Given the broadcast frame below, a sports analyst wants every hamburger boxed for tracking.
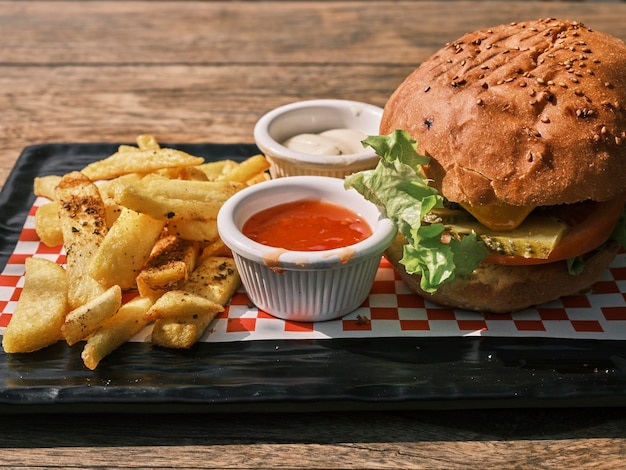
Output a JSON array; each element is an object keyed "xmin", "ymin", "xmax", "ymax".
[{"xmin": 345, "ymin": 18, "xmax": 626, "ymax": 313}]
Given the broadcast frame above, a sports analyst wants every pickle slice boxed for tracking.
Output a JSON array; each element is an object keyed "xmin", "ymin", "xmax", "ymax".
[{"xmin": 425, "ymin": 208, "xmax": 568, "ymax": 259}]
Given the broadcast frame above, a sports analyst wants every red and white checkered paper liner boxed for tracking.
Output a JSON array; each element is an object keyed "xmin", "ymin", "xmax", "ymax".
[{"xmin": 2, "ymin": 197, "xmax": 626, "ymax": 342}]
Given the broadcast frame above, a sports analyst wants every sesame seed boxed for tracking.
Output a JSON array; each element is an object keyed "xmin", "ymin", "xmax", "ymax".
[
  {"xmin": 541, "ymin": 116, "xmax": 550, "ymax": 123},
  {"xmin": 537, "ymin": 77, "xmax": 545, "ymax": 84},
  {"xmin": 616, "ymin": 137, "xmax": 623, "ymax": 146}
]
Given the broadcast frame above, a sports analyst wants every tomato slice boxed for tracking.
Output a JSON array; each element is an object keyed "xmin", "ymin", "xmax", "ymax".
[{"xmin": 484, "ymin": 196, "xmax": 625, "ymax": 266}]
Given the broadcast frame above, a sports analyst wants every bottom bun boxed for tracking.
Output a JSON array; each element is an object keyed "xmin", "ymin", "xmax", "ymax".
[{"xmin": 385, "ymin": 234, "xmax": 620, "ymax": 314}]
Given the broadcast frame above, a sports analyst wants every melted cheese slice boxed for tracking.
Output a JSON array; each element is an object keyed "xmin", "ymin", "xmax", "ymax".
[{"xmin": 460, "ymin": 203, "xmax": 536, "ymax": 231}]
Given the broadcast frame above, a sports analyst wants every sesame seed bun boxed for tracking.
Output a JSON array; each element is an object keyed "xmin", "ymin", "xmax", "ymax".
[{"xmin": 381, "ymin": 18, "xmax": 626, "ymax": 207}]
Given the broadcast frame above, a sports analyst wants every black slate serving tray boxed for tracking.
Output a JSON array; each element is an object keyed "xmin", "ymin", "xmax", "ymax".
[{"xmin": 2, "ymin": 143, "xmax": 626, "ymax": 413}]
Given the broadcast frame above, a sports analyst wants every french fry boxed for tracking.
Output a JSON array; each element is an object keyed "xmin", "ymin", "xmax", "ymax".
[
  {"xmin": 198, "ymin": 239, "xmax": 232, "ymax": 260},
  {"xmin": 217, "ymin": 154, "xmax": 270, "ymax": 183},
  {"xmin": 141, "ymin": 175, "xmax": 243, "ymax": 203},
  {"xmin": 81, "ymin": 296, "xmax": 153, "ymax": 370},
  {"xmin": 89, "ymin": 207, "xmax": 166, "ymax": 290},
  {"xmin": 81, "ymin": 148, "xmax": 204, "ymax": 181},
  {"xmin": 33, "ymin": 175, "xmax": 62, "ymax": 200},
  {"xmin": 62, "ymin": 285, "xmax": 122, "ymax": 346},
  {"xmin": 196, "ymin": 160, "xmax": 237, "ymax": 180},
  {"xmin": 34, "ymin": 201, "xmax": 63, "ymax": 247},
  {"xmin": 136, "ymin": 235, "xmax": 199, "ymax": 299},
  {"xmin": 166, "ymin": 218, "xmax": 219, "ymax": 243},
  {"xmin": 183, "ymin": 256, "xmax": 241, "ymax": 305},
  {"xmin": 246, "ymin": 171, "xmax": 271, "ymax": 185},
  {"xmin": 144, "ymin": 290, "xmax": 223, "ymax": 322},
  {"xmin": 55, "ymin": 171, "xmax": 107, "ymax": 309},
  {"xmin": 151, "ymin": 317, "xmax": 213, "ymax": 349},
  {"xmin": 151, "ymin": 305, "xmax": 222, "ymax": 349},
  {"xmin": 156, "ymin": 166, "xmax": 209, "ymax": 181},
  {"xmin": 136, "ymin": 134, "xmax": 160, "ymax": 150},
  {"xmin": 2, "ymin": 257, "xmax": 69, "ymax": 353},
  {"xmin": 147, "ymin": 258, "xmax": 239, "ymax": 349},
  {"xmin": 111, "ymin": 179, "xmax": 223, "ymax": 221}
]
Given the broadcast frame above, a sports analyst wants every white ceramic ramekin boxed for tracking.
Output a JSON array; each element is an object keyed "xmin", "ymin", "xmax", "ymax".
[
  {"xmin": 253, "ymin": 99, "xmax": 383, "ymax": 179},
  {"xmin": 217, "ymin": 176, "xmax": 396, "ymax": 322}
]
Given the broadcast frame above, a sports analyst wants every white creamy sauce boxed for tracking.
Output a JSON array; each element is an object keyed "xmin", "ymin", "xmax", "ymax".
[{"xmin": 282, "ymin": 129, "xmax": 367, "ymax": 156}]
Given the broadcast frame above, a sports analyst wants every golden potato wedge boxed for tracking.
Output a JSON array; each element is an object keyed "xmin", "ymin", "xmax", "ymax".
[
  {"xmin": 81, "ymin": 148, "xmax": 204, "ymax": 181},
  {"xmin": 81, "ymin": 296, "xmax": 153, "ymax": 370},
  {"xmin": 89, "ymin": 207, "xmax": 166, "ymax": 290},
  {"xmin": 110, "ymin": 179, "xmax": 223, "ymax": 221},
  {"xmin": 196, "ymin": 160, "xmax": 236, "ymax": 180},
  {"xmin": 34, "ymin": 201, "xmax": 63, "ymax": 247},
  {"xmin": 136, "ymin": 134, "xmax": 160, "ymax": 150},
  {"xmin": 246, "ymin": 171, "xmax": 271, "ymax": 185},
  {"xmin": 136, "ymin": 235, "xmax": 199, "ymax": 299},
  {"xmin": 217, "ymin": 154, "xmax": 269, "ymax": 183},
  {"xmin": 144, "ymin": 290, "xmax": 223, "ymax": 322},
  {"xmin": 151, "ymin": 301, "xmax": 222, "ymax": 350},
  {"xmin": 62, "ymin": 285, "xmax": 122, "ymax": 346},
  {"xmin": 166, "ymin": 218, "xmax": 219, "ymax": 243},
  {"xmin": 55, "ymin": 171, "xmax": 108, "ymax": 309},
  {"xmin": 183, "ymin": 256, "xmax": 241, "ymax": 305},
  {"xmin": 33, "ymin": 175, "xmax": 62, "ymax": 200},
  {"xmin": 2, "ymin": 257, "xmax": 69, "ymax": 353},
  {"xmin": 198, "ymin": 239, "xmax": 232, "ymax": 260},
  {"xmin": 141, "ymin": 175, "xmax": 243, "ymax": 202},
  {"xmin": 155, "ymin": 166, "xmax": 209, "ymax": 181}
]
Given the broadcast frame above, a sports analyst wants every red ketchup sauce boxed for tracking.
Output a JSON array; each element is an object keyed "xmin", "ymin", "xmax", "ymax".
[{"xmin": 242, "ymin": 199, "xmax": 372, "ymax": 251}]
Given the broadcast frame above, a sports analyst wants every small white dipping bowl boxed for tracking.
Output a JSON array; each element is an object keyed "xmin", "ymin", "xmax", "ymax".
[
  {"xmin": 253, "ymin": 99, "xmax": 383, "ymax": 179},
  {"xmin": 217, "ymin": 176, "xmax": 396, "ymax": 322}
]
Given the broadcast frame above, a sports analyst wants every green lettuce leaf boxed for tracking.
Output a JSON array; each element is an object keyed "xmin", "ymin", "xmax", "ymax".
[{"xmin": 345, "ymin": 130, "xmax": 488, "ymax": 292}]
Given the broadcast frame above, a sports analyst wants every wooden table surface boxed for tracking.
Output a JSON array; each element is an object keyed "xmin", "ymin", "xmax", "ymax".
[{"xmin": 2, "ymin": 1, "xmax": 626, "ymax": 468}]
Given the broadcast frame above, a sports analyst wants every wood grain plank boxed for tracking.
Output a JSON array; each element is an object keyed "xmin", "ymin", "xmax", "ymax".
[
  {"xmin": 1, "ymin": 410, "xmax": 626, "ymax": 468},
  {"xmin": 0, "ymin": 63, "xmax": 410, "ymax": 187},
  {"xmin": 0, "ymin": 1, "xmax": 624, "ymax": 66}
]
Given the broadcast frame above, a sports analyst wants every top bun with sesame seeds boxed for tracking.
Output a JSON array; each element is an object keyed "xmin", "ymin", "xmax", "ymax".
[
  {"xmin": 381, "ymin": 18, "xmax": 626, "ymax": 209},
  {"xmin": 345, "ymin": 19, "xmax": 626, "ymax": 313}
]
